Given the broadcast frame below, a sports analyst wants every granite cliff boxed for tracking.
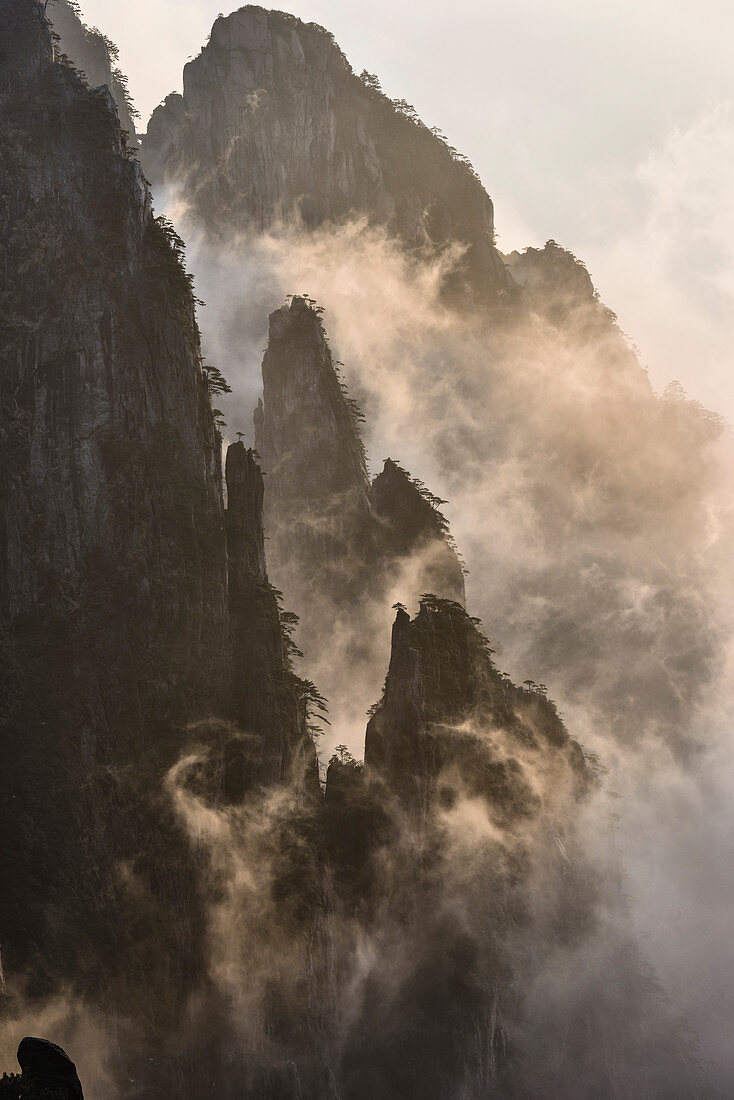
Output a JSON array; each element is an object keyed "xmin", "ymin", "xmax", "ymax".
[
  {"xmin": 143, "ymin": 6, "xmax": 509, "ymax": 302},
  {"xmin": 0, "ymin": 2, "xmax": 315, "ymax": 1090},
  {"xmin": 0, "ymin": 1, "xmax": 716, "ymax": 1096},
  {"xmin": 137, "ymin": 4, "xmax": 731, "ymax": 766},
  {"xmin": 320, "ymin": 600, "xmax": 697, "ymax": 1099},
  {"xmin": 47, "ymin": 0, "xmax": 139, "ymax": 140},
  {"xmin": 1, "ymin": 0, "xmax": 226, "ymax": 1008},
  {"xmin": 253, "ymin": 295, "xmax": 466, "ymax": 744}
]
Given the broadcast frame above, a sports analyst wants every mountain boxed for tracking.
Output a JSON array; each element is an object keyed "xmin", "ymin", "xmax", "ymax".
[
  {"xmin": 370, "ymin": 457, "xmax": 466, "ymax": 605},
  {"xmin": 1, "ymin": 0, "xmax": 226, "ymax": 993},
  {"xmin": 0, "ymin": 2, "xmax": 315, "ymax": 1090},
  {"xmin": 225, "ymin": 439, "xmax": 320, "ymax": 790},
  {"xmin": 139, "ymin": 5, "xmax": 730, "ymax": 766},
  {"xmin": 0, "ymin": 1, "xmax": 718, "ymax": 1096},
  {"xmin": 253, "ymin": 295, "xmax": 467, "ymax": 744},
  {"xmin": 47, "ymin": 0, "xmax": 139, "ymax": 139},
  {"xmin": 326, "ymin": 599, "xmax": 696, "ymax": 1099},
  {"xmin": 143, "ymin": 6, "xmax": 509, "ymax": 303}
]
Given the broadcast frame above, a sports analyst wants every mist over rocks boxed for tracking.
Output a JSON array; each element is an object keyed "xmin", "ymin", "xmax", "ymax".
[
  {"xmin": 0, "ymin": 2, "xmax": 322, "ymax": 1090},
  {"xmin": 134, "ymin": 2, "xmax": 734, "ymax": 1083},
  {"xmin": 224, "ymin": 438, "xmax": 321, "ymax": 792},
  {"xmin": 2, "ymin": 0, "xmax": 733, "ymax": 1094},
  {"xmin": 142, "ymin": 5, "xmax": 509, "ymax": 303},
  {"xmin": 136, "ymin": 2, "xmax": 734, "ymax": 768},
  {"xmin": 254, "ymin": 294, "xmax": 471, "ymax": 749},
  {"xmin": 370, "ymin": 457, "xmax": 466, "ymax": 605}
]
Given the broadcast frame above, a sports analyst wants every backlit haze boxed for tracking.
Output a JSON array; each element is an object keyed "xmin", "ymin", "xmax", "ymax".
[{"xmin": 74, "ymin": 0, "xmax": 734, "ymax": 421}]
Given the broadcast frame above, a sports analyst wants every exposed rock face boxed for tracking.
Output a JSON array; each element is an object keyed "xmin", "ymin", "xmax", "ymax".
[
  {"xmin": 255, "ymin": 295, "xmax": 373, "ymax": 601},
  {"xmin": 0, "ymin": 5, "xmax": 714, "ymax": 1097},
  {"xmin": 0, "ymin": 4, "xmax": 318, "ymax": 1091},
  {"xmin": 16, "ymin": 1037, "xmax": 84, "ymax": 1099},
  {"xmin": 0, "ymin": 0, "xmax": 231, "ymax": 1005},
  {"xmin": 365, "ymin": 599, "xmax": 581, "ymax": 813},
  {"xmin": 139, "ymin": 2, "xmax": 731, "ymax": 773},
  {"xmin": 256, "ymin": 298, "xmax": 465, "ymax": 608},
  {"xmin": 371, "ymin": 458, "xmax": 466, "ymax": 604},
  {"xmin": 143, "ymin": 6, "xmax": 509, "ymax": 302},
  {"xmin": 225, "ymin": 440, "xmax": 319, "ymax": 789},
  {"xmin": 47, "ymin": 0, "xmax": 139, "ymax": 139},
  {"xmin": 254, "ymin": 297, "xmax": 468, "ymax": 744},
  {"xmin": 363, "ymin": 607, "xmax": 428, "ymax": 812},
  {"xmin": 353, "ymin": 598, "xmax": 697, "ymax": 1099}
]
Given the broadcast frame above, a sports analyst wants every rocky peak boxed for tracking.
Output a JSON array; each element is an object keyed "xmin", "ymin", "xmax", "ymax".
[
  {"xmin": 225, "ymin": 440, "xmax": 267, "ymax": 581},
  {"xmin": 364, "ymin": 606, "xmax": 428, "ymax": 812},
  {"xmin": 253, "ymin": 297, "xmax": 473, "ymax": 755},
  {"xmin": 371, "ymin": 458, "xmax": 466, "ymax": 604},
  {"xmin": 506, "ymin": 239, "xmax": 595, "ymax": 299},
  {"xmin": 142, "ymin": 6, "xmax": 509, "ymax": 302},
  {"xmin": 505, "ymin": 240, "xmax": 644, "ymax": 377},
  {"xmin": 257, "ymin": 295, "xmax": 369, "ymax": 503},
  {"xmin": 365, "ymin": 596, "xmax": 586, "ymax": 814},
  {"xmin": 224, "ymin": 440, "xmax": 318, "ymax": 788},
  {"xmin": 254, "ymin": 295, "xmax": 376, "ymax": 624}
]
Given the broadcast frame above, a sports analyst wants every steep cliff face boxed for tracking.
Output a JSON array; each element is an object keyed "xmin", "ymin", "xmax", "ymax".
[
  {"xmin": 136, "ymin": 3, "xmax": 731, "ymax": 774},
  {"xmin": 0, "ymin": 0, "xmax": 231, "ymax": 999},
  {"xmin": 143, "ymin": 6, "xmax": 509, "ymax": 302},
  {"xmin": 0, "ymin": 4, "xmax": 320, "ymax": 1089},
  {"xmin": 351, "ymin": 599, "xmax": 698, "ymax": 1099},
  {"xmin": 365, "ymin": 599, "xmax": 582, "ymax": 814},
  {"xmin": 225, "ymin": 440, "xmax": 319, "ymax": 790},
  {"xmin": 254, "ymin": 296, "xmax": 468, "ymax": 746},
  {"xmin": 371, "ymin": 458, "xmax": 466, "ymax": 604},
  {"xmin": 256, "ymin": 298, "xmax": 465, "ymax": 605},
  {"xmin": 0, "ymin": 4, "xmax": 716, "ymax": 1095},
  {"xmin": 255, "ymin": 295, "xmax": 373, "ymax": 600},
  {"xmin": 47, "ymin": 0, "xmax": 139, "ymax": 139}
]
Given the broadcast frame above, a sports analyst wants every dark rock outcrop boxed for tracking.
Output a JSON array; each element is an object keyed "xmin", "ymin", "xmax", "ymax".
[
  {"xmin": 16, "ymin": 1037, "xmax": 83, "ymax": 1099},
  {"xmin": 371, "ymin": 458, "xmax": 466, "ymax": 604},
  {"xmin": 255, "ymin": 298, "xmax": 465, "ymax": 609},
  {"xmin": 0, "ymin": 3, "xmax": 320, "ymax": 1091},
  {"xmin": 350, "ymin": 598, "xmax": 698, "ymax": 1099},
  {"xmin": 253, "ymin": 297, "xmax": 468, "ymax": 740},
  {"xmin": 363, "ymin": 607, "xmax": 428, "ymax": 812},
  {"xmin": 138, "ymin": 2, "xmax": 729, "ymax": 773},
  {"xmin": 143, "ymin": 6, "xmax": 509, "ymax": 303},
  {"xmin": 0, "ymin": 0, "xmax": 232, "ymax": 1011},
  {"xmin": 47, "ymin": 0, "xmax": 139, "ymax": 140},
  {"xmin": 0, "ymin": 5, "xmax": 712, "ymax": 1097},
  {"xmin": 365, "ymin": 598, "xmax": 583, "ymax": 814},
  {"xmin": 225, "ymin": 440, "xmax": 319, "ymax": 790},
  {"xmin": 255, "ymin": 295, "xmax": 373, "ymax": 601}
]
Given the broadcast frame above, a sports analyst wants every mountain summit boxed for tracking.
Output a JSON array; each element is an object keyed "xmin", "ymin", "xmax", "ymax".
[{"xmin": 143, "ymin": 6, "xmax": 509, "ymax": 300}]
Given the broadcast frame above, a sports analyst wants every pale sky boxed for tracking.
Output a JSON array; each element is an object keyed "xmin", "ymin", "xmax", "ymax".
[{"xmin": 70, "ymin": 0, "xmax": 734, "ymax": 420}]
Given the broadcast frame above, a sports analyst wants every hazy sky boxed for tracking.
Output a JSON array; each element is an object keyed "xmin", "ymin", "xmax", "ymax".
[{"xmin": 70, "ymin": 0, "xmax": 734, "ymax": 419}]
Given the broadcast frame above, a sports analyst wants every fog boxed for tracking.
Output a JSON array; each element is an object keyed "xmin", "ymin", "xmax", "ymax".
[
  {"xmin": 68, "ymin": 0, "xmax": 734, "ymax": 420},
  {"xmin": 18, "ymin": 1, "xmax": 734, "ymax": 1093},
  {"xmin": 148, "ymin": 201, "xmax": 734, "ymax": 1087}
]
